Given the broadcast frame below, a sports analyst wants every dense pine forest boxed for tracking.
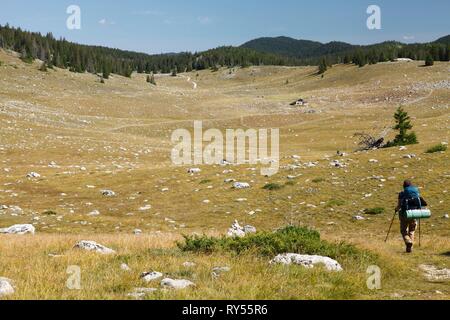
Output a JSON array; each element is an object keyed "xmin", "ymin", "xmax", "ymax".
[
  {"xmin": 0, "ymin": 24, "xmax": 301, "ymax": 77},
  {"xmin": 0, "ymin": 23, "xmax": 448, "ymax": 78}
]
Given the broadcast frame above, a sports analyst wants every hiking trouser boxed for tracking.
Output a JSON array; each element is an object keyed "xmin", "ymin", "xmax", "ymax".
[{"xmin": 400, "ymin": 215, "xmax": 417, "ymax": 245}]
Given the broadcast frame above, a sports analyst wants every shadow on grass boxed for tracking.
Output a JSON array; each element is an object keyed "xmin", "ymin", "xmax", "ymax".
[{"xmin": 440, "ymin": 251, "xmax": 450, "ymax": 257}]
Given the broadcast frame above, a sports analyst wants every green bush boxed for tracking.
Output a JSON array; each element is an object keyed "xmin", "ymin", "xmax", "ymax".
[
  {"xmin": 263, "ymin": 183, "xmax": 284, "ymax": 191},
  {"xmin": 178, "ymin": 226, "xmax": 377, "ymax": 266},
  {"xmin": 312, "ymin": 178, "xmax": 325, "ymax": 183},
  {"xmin": 199, "ymin": 179, "xmax": 212, "ymax": 184},
  {"xmin": 426, "ymin": 144, "xmax": 447, "ymax": 154},
  {"xmin": 42, "ymin": 210, "xmax": 57, "ymax": 216},
  {"xmin": 326, "ymin": 199, "xmax": 346, "ymax": 208},
  {"xmin": 364, "ymin": 207, "xmax": 385, "ymax": 215}
]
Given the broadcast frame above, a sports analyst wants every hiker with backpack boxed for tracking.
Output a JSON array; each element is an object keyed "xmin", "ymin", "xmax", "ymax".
[{"xmin": 395, "ymin": 180, "xmax": 428, "ymax": 253}]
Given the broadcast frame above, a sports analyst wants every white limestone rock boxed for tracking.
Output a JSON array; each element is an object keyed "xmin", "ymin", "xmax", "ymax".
[
  {"xmin": 233, "ymin": 182, "xmax": 251, "ymax": 189},
  {"xmin": 26, "ymin": 172, "xmax": 41, "ymax": 179},
  {"xmin": 161, "ymin": 278, "xmax": 195, "ymax": 289},
  {"xmin": 120, "ymin": 263, "xmax": 132, "ymax": 271},
  {"xmin": 0, "ymin": 224, "xmax": 35, "ymax": 235},
  {"xmin": 271, "ymin": 253, "xmax": 343, "ymax": 272},
  {"xmin": 127, "ymin": 287, "xmax": 158, "ymax": 299},
  {"xmin": 101, "ymin": 190, "xmax": 116, "ymax": 197},
  {"xmin": 141, "ymin": 271, "xmax": 163, "ymax": 282},
  {"xmin": 227, "ymin": 220, "xmax": 256, "ymax": 238},
  {"xmin": 0, "ymin": 278, "xmax": 14, "ymax": 297},
  {"xmin": 74, "ymin": 240, "xmax": 116, "ymax": 255}
]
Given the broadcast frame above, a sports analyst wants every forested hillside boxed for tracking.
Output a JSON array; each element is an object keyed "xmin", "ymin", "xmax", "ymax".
[{"xmin": 0, "ymin": 23, "xmax": 448, "ymax": 78}]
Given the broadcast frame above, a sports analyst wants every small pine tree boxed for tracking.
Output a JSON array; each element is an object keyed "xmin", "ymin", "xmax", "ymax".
[
  {"xmin": 318, "ymin": 58, "xmax": 327, "ymax": 74},
  {"xmin": 425, "ymin": 55, "xmax": 434, "ymax": 66},
  {"xmin": 386, "ymin": 107, "xmax": 418, "ymax": 147},
  {"xmin": 146, "ymin": 75, "xmax": 151, "ymax": 83}
]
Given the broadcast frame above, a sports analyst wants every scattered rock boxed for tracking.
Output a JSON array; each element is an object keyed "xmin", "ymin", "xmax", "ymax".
[
  {"xmin": 0, "ymin": 278, "xmax": 14, "ymax": 297},
  {"xmin": 233, "ymin": 182, "xmax": 251, "ymax": 189},
  {"xmin": 141, "ymin": 271, "xmax": 163, "ymax": 282},
  {"xmin": 74, "ymin": 240, "xmax": 116, "ymax": 255},
  {"xmin": 133, "ymin": 229, "xmax": 142, "ymax": 235},
  {"xmin": 183, "ymin": 262, "xmax": 196, "ymax": 268},
  {"xmin": 87, "ymin": 210, "xmax": 100, "ymax": 216},
  {"xmin": 26, "ymin": 172, "xmax": 41, "ymax": 179},
  {"xmin": 0, "ymin": 224, "xmax": 35, "ymax": 235},
  {"xmin": 161, "ymin": 278, "xmax": 195, "ymax": 290},
  {"xmin": 188, "ymin": 168, "xmax": 201, "ymax": 174},
  {"xmin": 353, "ymin": 215, "xmax": 366, "ymax": 221},
  {"xmin": 212, "ymin": 266, "xmax": 231, "ymax": 278},
  {"xmin": 270, "ymin": 253, "xmax": 343, "ymax": 272},
  {"xmin": 101, "ymin": 190, "xmax": 116, "ymax": 197},
  {"xmin": 127, "ymin": 287, "xmax": 157, "ymax": 299},
  {"xmin": 227, "ymin": 220, "xmax": 256, "ymax": 238},
  {"xmin": 419, "ymin": 265, "xmax": 450, "ymax": 282},
  {"xmin": 139, "ymin": 205, "xmax": 152, "ymax": 211},
  {"xmin": 120, "ymin": 263, "xmax": 131, "ymax": 271},
  {"xmin": 444, "ymin": 214, "xmax": 449, "ymax": 219}
]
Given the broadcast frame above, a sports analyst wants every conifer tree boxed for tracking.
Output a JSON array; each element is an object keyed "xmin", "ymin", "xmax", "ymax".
[
  {"xmin": 425, "ymin": 55, "xmax": 434, "ymax": 66},
  {"xmin": 385, "ymin": 107, "xmax": 418, "ymax": 147}
]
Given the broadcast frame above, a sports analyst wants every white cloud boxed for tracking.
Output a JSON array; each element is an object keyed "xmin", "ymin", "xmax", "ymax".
[
  {"xmin": 98, "ymin": 18, "xmax": 116, "ymax": 26},
  {"xmin": 403, "ymin": 35, "xmax": 415, "ymax": 41},
  {"xmin": 198, "ymin": 16, "xmax": 212, "ymax": 25},
  {"xmin": 133, "ymin": 10, "xmax": 164, "ymax": 16}
]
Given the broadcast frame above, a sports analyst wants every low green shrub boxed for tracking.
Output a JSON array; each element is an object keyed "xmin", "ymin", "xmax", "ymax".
[
  {"xmin": 178, "ymin": 226, "xmax": 377, "ymax": 267},
  {"xmin": 262, "ymin": 183, "xmax": 284, "ymax": 191},
  {"xmin": 364, "ymin": 207, "xmax": 385, "ymax": 215},
  {"xmin": 426, "ymin": 144, "xmax": 447, "ymax": 154},
  {"xmin": 326, "ymin": 199, "xmax": 345, "ymax": 207}
]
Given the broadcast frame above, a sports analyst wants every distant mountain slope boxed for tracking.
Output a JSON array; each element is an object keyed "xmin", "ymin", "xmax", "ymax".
[
  {"xmin": 241, "ymin": 37, "xmax": 355, "ymax": 59},
  {"xmin": 241, "ymin": 36, "xmax": 450, "ymax": 62},
  {"xmin": 241, "ymin": 36, "xmax": 323, "ymax": 58},
  {"xmin": 435, "ymin": 35, "xmax": 450, "ymax": 44}
]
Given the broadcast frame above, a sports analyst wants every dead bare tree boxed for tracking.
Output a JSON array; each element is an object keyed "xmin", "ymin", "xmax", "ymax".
[{"xmin": 354, "ymin": 127, "xmax": 391, "ymax": 151}]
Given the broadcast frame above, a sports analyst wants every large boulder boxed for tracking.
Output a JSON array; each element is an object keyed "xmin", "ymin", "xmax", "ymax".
[
  {"xmin": 74, "ymin": 240, "xmax": 116, "ymax": 255},
  {"xmin": 0, "ymin": 278, "xmax": 14, "ymax": 297},
  {"xmin": 270, "ymin": 253, "xmax": 343, "ymax": 272},
  {"xmin": 161, "ymin": 278, "xmax": 195, "ymax": 290},
  {"xmin": 0, "ymin": 224, "xmax": 35, "ymax": 235}
]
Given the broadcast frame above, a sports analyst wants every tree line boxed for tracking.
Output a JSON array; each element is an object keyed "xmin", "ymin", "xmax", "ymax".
[
  {"xmin": 0, "ymin": 24, "xmax": 448, "ymax": 78},
  {"xmin": 0, "ymin": 24, "xmax": 301, "ymax": 77}
]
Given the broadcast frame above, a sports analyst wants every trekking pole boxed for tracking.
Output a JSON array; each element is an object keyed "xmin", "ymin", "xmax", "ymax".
[
  {"xmin": 385, "ymin": 210, "xmax": 398, "ymax": 242},
  {"xmin": 419, "ymin": 219, "xmax": 421, "ymax": 247}
]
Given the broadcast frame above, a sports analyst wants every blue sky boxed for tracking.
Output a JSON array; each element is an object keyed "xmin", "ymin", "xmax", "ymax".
[{"xmin": 0, "ymin": 0, "xmax": 448, "ymax": 54}]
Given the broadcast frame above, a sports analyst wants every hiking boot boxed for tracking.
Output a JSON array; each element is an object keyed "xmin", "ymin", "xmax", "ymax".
[{"xmin": 406, "ymin": 243, "xmax": 413, "ymax": 253}]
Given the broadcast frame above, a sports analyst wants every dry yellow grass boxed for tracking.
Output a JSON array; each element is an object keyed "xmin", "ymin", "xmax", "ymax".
[{"xmin": 0, "ymin": 49, "xmax": 448, "ymax": 299}]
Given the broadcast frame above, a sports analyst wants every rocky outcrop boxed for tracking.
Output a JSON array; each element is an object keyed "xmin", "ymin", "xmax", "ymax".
[{"xmin": 270, "ymin": 253, "xmax": 343, "ymax": 272}]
